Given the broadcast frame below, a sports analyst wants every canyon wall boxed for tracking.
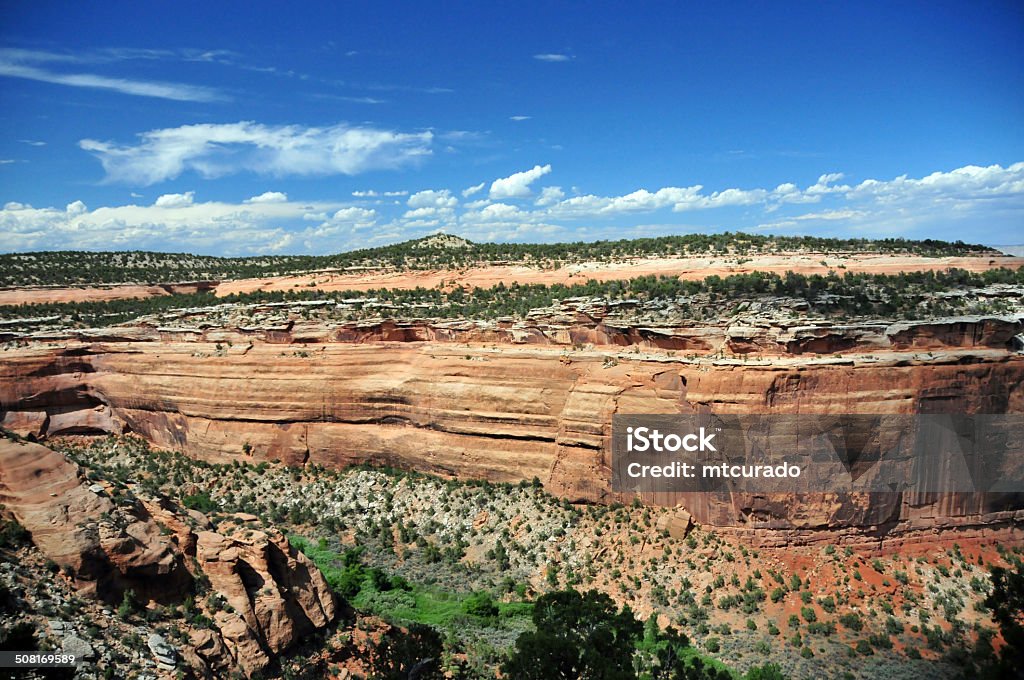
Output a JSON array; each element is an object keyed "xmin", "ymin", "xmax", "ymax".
[{"xmin": 2, "ymin": 321, "xmax": 1023, "ymax": 547}]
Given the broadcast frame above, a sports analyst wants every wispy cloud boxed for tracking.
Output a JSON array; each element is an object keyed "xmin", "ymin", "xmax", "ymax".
[
  {"xmin": 462, "ymin": 182, "xmax": 486, "ymax": 198},
  {"xmin": 362, "ymin": 83, "xmax": 454, "ymax": 95},
  {"xmin": 352, "ymin": 190, "xmax": 409, "ymax": 197},
  {"xmin": 18, "ymin": 139, "xmax": 46, "ymax": 147},
  {"xmin": 0, "ymin": 48, "xmax": 225, "ymax": 102},
  {"xmin": 509, "ymin": 115, "xmax": 532, "ymax": 121},
  {"xmin": 310, "ymin": 93, "xmax": 388, "ymax": 105},
  {"xmin": 80, "ymin": 121, "xmax": 435, "ymax": 185},
  {"xmin": 338, "ymin": 96, "xmax": 386, "ymax": 104},
  {"xmin": 533, "ymin": 53, "xmax": 573, "ymax": 62}
]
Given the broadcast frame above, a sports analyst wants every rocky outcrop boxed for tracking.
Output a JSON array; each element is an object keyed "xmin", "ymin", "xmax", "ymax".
[
  {"xmin": 2, "ymin": 325, "xmax": 1023, "ymax": 548},
  {"xmin": 0, "ymin": 438, "xmax": 336, "ymax": 676},
  {"xmin": 196, "ymin": 523, "xmax": 336, "ymax": 675},
  {"xmin": 5, "ymin": 310, "xmax": 1023, "ymax": 355}
]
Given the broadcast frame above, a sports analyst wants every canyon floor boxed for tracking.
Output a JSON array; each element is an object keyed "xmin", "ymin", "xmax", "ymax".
[{"xmin": 2, "ymin": 433, "xmax": 1016, "ymax": 680}]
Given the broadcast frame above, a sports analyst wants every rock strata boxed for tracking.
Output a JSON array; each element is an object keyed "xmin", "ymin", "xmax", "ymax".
[{"xmin": 2, "ymin": 309, "xmax": 1023, "ymax": 546}]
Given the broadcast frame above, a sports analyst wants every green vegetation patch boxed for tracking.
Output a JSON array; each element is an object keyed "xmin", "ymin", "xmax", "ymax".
[{"xmin": 289, "ymin": 535, "xmax": 533, "ymax": 632}]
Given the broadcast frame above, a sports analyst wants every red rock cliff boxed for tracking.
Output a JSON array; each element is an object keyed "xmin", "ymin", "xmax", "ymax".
[{"xmin": 2, "ymin": 332, "xmax": 1022, "ymax": 546}]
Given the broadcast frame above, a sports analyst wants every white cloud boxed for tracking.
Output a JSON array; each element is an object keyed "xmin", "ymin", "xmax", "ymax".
[
  {"xmin": 509, "ymin": 115, "xmax": 532, "ymax": 121},
  {"xmin": 489, "ymin": 164, "xmax": 552, "ymax": 199},
  {"xmin": 805, "ymin": 172, "xmax": 849, "ymax": 197},
  {"xmin": 533, "ymin": 162, "xmax": 1024, "ymax": 240},
  {"xmin": 794, "ymin": 209, "xmax": 867, "ymax": 221},
  {"xmin": 338, "ymin": 96, "xmax": 386, "ymax": 104},
  {"xmin": 535, "ymin": 186, "xmax": 565, "ymax": 206},
  {"xmin": 401, "ymin": 189, "xmax": 458, "ymax": 224},
  {"xmin": 79, "ymin": 121, "xmax": 434, "ymax": 185},
  {"xmin": 0, "ymin": 49, "xmax": 224, "ymax": 102},
  {"xmin": 848, "ymin": 163, "xmax": 1024, "ymax": 202},
  {"xmin": 0, "ymin": 195, "xmax": 375, "ymax": 255},
  {"xmin": 462, "ymin": 182, "xmax": 486, "ymax": 198},
  {"xmin": 4, "ymin": 162, "xmax": 1022, "ymax": 256},
  {"xmin": 407, "ymin": 189, "xmax": 457, "ymax": 209},
  {"xmin": 463, "ymin": 203, "xmax": 525, "ymax": 223},
  {"xmin": 19, "ymin": 139, "xmax": 46, "ymax": 147},
  {"xmin": 245, "ymin": 191, "xmax": 288, "ymax": 204},
  {"xmin": 683, "ymin": 187, "xmax": 769, "ymax": 211},
  {"xmin": 403, "ymin": 206, "xmax": 444, "ymax": 219},
  {"xmin": 548, "ymin": 186, "xmax": 704, "ymax": 216},
  {"xmin": 353, "ymin": 189, "xmax": 408, "ymax": 198},
  {"xmin": 154, "ymin": 191, "xmax": 195, "ymax": 208},
  {"xmin": 533, "ymin": 54, "xmax": 572, "ymax": 62}
]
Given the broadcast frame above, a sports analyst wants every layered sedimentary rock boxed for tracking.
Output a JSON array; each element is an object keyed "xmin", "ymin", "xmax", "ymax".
[
  {"xmin": 1, "ymin": 316, "xmax": 1023, "ymax": 546},
  {"xmin": 0, "ymin": 438, "xmax": 336, "ymax": 675},
  {"xmin": 7, "ymin": 311, "xmax": 1023, "ymax": 354}
]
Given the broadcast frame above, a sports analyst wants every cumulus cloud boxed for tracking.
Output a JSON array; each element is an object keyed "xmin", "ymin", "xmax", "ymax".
[
  {"xmin": 805, "ymin": 172, "xmax": 849, "ymax": 197},
  {"xmin": 153, "ymin": 191, "xmax": 195, "ymax": 208},
  {"xmin": 79, "ymin": 121, "xmax": 434, "ymax": 185},
  {"xmin": 400, "ymin": 189, "xmax": 458, "ymax": 223},
  {"xmin": 245, "ymin": 191, "xmax": 288, "ymax": 203},
  {"xmin": 535, "ymin": 186, "xmax": 565, "ymax": 206},
  {"xmin": 0, "ymin": 195, "xmax": 376, "ymax": 255},
  {"xmin": 463, "ymin": 202, "xmax": 525, "ymax": 223},
  {"xmin": 548, "ymin": 186, "xmax": 703, "ymax": 217},
  {"xmin": 407, "ymin": 189, "xmax": 458, "ymax": 209},
  {"xmin": 526, "ymin": 162, "xmax": 1024, "ymax": 243},
  {"xmin": 4, "ymin": 162, "xmax": 1022, "ymax": 255},
  {"xmin": 489, "ymin": 164, "xmax": 552, "ymax": 199},
  {"xmin": 847, "ymin": 163, "xmax": 1024, "ymax": 202}
]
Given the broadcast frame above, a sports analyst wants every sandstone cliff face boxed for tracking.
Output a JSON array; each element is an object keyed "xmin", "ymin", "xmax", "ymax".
[
  {"xmin": 0, "ymin": 438, "xmax": 336, "ymax": 676},
  {"xmin": 2, "ymin": 321, "xmax": 1022, "ymax": 545}
]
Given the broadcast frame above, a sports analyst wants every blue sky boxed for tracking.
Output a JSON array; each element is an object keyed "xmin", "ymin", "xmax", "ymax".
[{"xmin": 1, "ymin": 1, "xmax": 1022, "ymax": 255}]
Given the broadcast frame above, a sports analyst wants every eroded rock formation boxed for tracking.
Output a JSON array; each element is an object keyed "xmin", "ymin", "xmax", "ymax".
[{"xmin": 0, "ymin": 438, "xmax": 336, "ymax": 676}]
